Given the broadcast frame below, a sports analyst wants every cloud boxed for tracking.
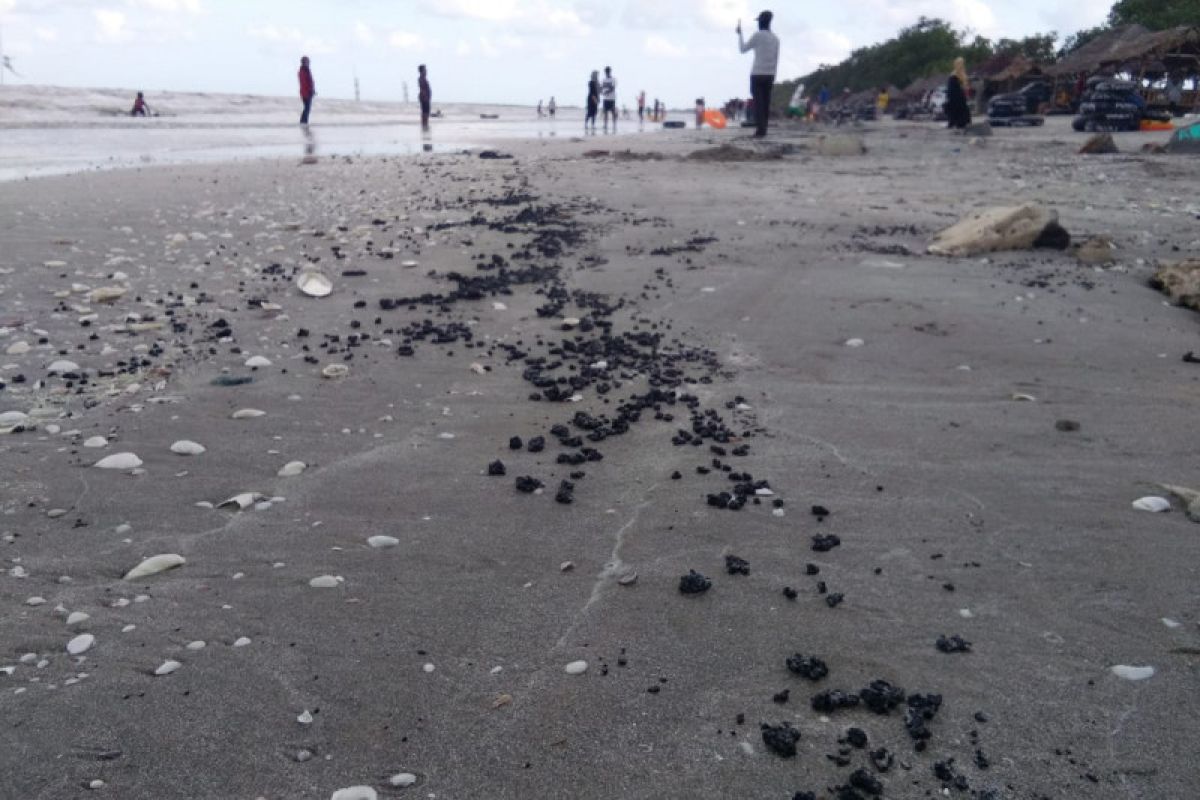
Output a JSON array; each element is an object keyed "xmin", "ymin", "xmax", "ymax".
[
  {"xmin": 34, "ymin": 25, "xmax": 57, "ymax": 41},
  {"xmin": 644, "ymin": 34, "xmax": 685, "ymax": 59},
  {"xmin": 127, "ymin": 0, "xmax": 202, "ymax": 12},
  {"xmin": 94, "ymin": 9, "xmax": 129, "ymax": 43},
  {"xmin": 354, "ymin": 21, "xmax": 375, "ymax": 46},
  {"xmin": 387, "ymin": 30, "xmax": 422, "ymax": 50},
  {"xmin": 421, "ymin": 0, "xmax": 589, "ymax": 35},
  {"xmin": 247, "ymin": 24, "xmax": 336, "ymax": 55}
]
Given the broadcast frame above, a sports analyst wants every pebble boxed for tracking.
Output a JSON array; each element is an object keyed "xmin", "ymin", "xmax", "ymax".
[
  {"xmin": 47, "ymin": 509, "xmax": 67, "ymax": 519},
  {"xmin": 5, "ymin": 341, "xmax": 30, "ymax": 355},
  {"xmin": 94, "ymin": 453, "xmax": 143, "ymax": 470},
  {"xmin": 67, "ymin": 634, "xmax": 95, "ymax": 655},
  {"xmin": 170, "ymin": 440, "xmax": 206, "ymax": 456},
  {"xmin": 66, "ymin": 612, "xmax": 90, "ymax": 626},
  {"xmin": 277, "ymin": 461, "xmax": 307, "ymax": 477},
  {"xmin": 367, "ymin": 535, "xmax": 399, "ymax": 548},
  {"xmin": 1111, "ymin": 665, "xmax": 1155, "ymax": 681},
  {"xmin": 330, "ymin": 788, "xmax": 377, "ymax": 800},
  {"xmin": 186, "ymin": 641, "xmax": 206, "ymax": 650},
  {"xmin": 244, "ymin": 355, "xmax": 272, "ymax": 368},
  {"xmin": 1132, "ymin": 496, "xmax": 1171, "ymax": 513},
  {"xmin": 297, "ymin": 710, "xmax": 314, "ymax": 725},
  {"xmin": 232, "ymin": 637, "xmax": 251, "ymax": 647},
  {"xmin": 564, "ymin": 660, "xmax": 589, "ymax": 675},
  {"xmin": 47, "ymin": 359, "xmax": 80, "ymax": 373},
  {"xmin": 231, "ymin": 409, "xmax": 267, "ymax": 419},
  {"xmin": 389, "ymin": 773, "xmax": 418, "ymax": 788},
  {"xmin": 423, "ymin": 663, "xmax": 436, "ymax": 673},
  {"xmin": 88, "ymin": 780, "xmax": 105, "ymax": 790},
  {"xmin": 309, "ymin": 575, "xmax": 342, "ymax": 589},
  {"xmin": 844, "ymin": 338, "xmax": 866, "ymax": 348},
  {"xmin": 123, "ymin": 554, "xmax": 185, "ymax": 581},
  {"xmin": 154, "ymin": 660, "xmax": 182, "ymax": 677},
  {"xmin": 83, "ymin": 436, "xmax": 108, "ymax": 449},
  {"xmin": 24, "ymin": 597, "xmax": 47, "ymax": 607}
]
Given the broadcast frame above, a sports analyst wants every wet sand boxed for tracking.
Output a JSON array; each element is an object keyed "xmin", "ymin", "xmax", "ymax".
[{"xmin": 1, "ymin": 117, "xmax": 1199, "ymax": 800}]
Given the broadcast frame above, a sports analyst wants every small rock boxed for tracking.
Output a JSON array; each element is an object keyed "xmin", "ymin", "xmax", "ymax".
[
  {"xmin": 244, "ymin": 356, "xmax": 272, "ymax": 368},
  {"xmin": 154, "ymin": 660, "xmax": 182, "ymax": 676},
  {"xmin": 367, "ymin": 535, "xmax": 399, "ymax": 548},
  {"xmin": 330, "ymin": 788, "xmax": 377, "ymax": 800},
  {"xmin": 94, "ymin": 453, "xmax": 143, "ymax": 470},
  {"xmin": 564, "ymin": 660, "xmax": 589, "ymax": 675},
  {"xmin": 309, "ymin": 575, "xmax": 341, "ymax": 589},
  {"xmin": 678, "ymin": 570, "xmax": 712, "ymax": 594},
  {"xmin": 67, "ymin": 634, "xmax": 95, "ymax": 655},
  {"xmin": 83, "ymin": 436, "xmax": 108, "ymax": 449},
  {"xmin": 277, "ymin": 461, "xmax": 307, "ymax": 477},
  {"xmin": 170, "ymin": 440, "xmax": 206, "ymax": 456},
  {"xmin": 1055, "ymin": 419, "xmax": 1081, "ymax": 432},
  {"xmin": 1111, "ymin": 665, "xmax": 1154, "ymax": 681},
  {"xmin": 389, "ymin": 773, "xmax": 418, "ymax": 788}
]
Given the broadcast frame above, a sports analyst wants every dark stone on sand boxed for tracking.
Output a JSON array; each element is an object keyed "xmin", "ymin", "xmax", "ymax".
[
  {"xmin": 479, "ymin": 150, "xmax": 513, "ymax": 160},
  {"xmin": 812, "ymin": 534, "xmax": 841, "ymax": 553},
  {"xmin": 870, "ymin": 747, "xmax": 895, "ymax": 772},
  {"xmin": 905, "ymin": 693, "xmax": 943, "ymax": 742},
  {"xmin": 554, "ymin": 480, "xmax": 575, "ymax": 504},
  {"xmin": 211, "ymin": 375, "xmax": 253, "ymax": 387},
  {"xmin": 1055, "ymin": 419, "xmax": 1081, "ymax": 432},
  {"xmin": 783, "ymin": 586, "xmax": 798, "ymax": 601},
  {"xmin": 860, "ymin": 680, "xmax": 905, "ymax": 715},
  {"xmin": 515, "ymin": 476, "xmax": 543, "ymax": 494},
  {"xmin": 1184, "ymin": 351, "xmax": 1200, "ymax": 364},
  {"xmin": 811, "ymin": 505, "xmax": 831, "ymax": 519},
  {"xmin": 849, "ymin": 768, "xmax": 884, "ymax": 796},
  {"xmin": 1033, "ymin": 221, "xmax": 1071, "ymax": 250},
  {"xmin": 678, "ymin": 570, "xmax": 712, "ymax": 595},
  {"xmin": 792, "ymin": 793, "xmax": 816, "ymax": 800},
  {"xmin": 772, "ymin": 689, "xmax": 790, "ymax": 704},
  {"xmin": 845, "ymin": 728, "xmax": 868, "ymax": 748},
  {"xmin": 487, "ymin": 460, "xmax": 507, "ymax": 477},
  {"xmin": 509, "ymin": 436, "xmax": 524, "ymax": 450},
  {"xmin": 527, "ymin": 436, "xmax": 546, "ymax": 453},
  {"xmin": 933, "ymin": 759, "xmax": 970, "ymax": 792},
  {"xmin": 786, "ymin": 654, "xmax": 829, "ymax": 681},
  {"xmin": 825, "ymin": 593, "xmax": 845, "ymax": 608},
  {"xmin": 760, "ymin": 722, "xmax": 801, "ymax": 757},
  {"xmin": 805, "ymin": 563, "xmax": 820, "ymax": 576},
  {"xmin": 936, "ymin": 635, "xmax": 972, "ymax": 654},
  {"xmin": 724, "ymin": 555, "xmax": 750, "ymax": 575}
]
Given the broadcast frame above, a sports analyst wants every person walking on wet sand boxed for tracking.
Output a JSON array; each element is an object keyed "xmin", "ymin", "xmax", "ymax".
[
  {"xmin": 945, "ymin": 57, "xmax": 972, "ymax": 130},
  {"xmin": 586, "ymin": 71, "xmax": 600, "ymax": 131},
  {"xmin": 418, "ymin": 64, "xmax": 432, "ymax": 129},
  {"xmin": 600, "ymin": 66, "xmax": 618, "ymax": 131},
  {"xmin": 738, "ymin": 10, "xmax": 780, "ymax": 138},
  {"xmin": 298, "ymin": 56, "xmax": 316, "ymax": 125}
]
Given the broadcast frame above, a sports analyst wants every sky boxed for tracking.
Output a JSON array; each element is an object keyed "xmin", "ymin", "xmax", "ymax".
[{"xmin": 0, "ymin": 0, "xmax": 1114, "ymax": 105}]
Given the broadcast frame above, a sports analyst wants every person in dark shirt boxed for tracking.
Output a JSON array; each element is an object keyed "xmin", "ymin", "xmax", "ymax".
[
  {"xmin": 418, "ymin": 65, "xmax": 432, "ymax": 129},
  {"xmin": 586, "ymin": 71, "xmax": 600, "ymax": 131},
  {"xmin": 298, "ymin": 56, "xmax": 316, "ymax": 125},
  {"xmin": 946, "ymin": 57, "xmax": 972, "ymax": 130},
  {"xmin": 130, "ymin": 91, "xmax": 149, "ymax": 117}
]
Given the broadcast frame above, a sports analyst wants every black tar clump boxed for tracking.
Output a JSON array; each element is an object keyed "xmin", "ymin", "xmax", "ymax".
[
  {"xmin": 725, "ymin": 555, "xmax": 750, "ymax": 575},
  {"xmin": 812, "ymin": 534, "xmax": 841, "ymax": 553},
  {"xmin": 811, "ymin": 690, "xmax": 860, "ymax": 713},
  {"xmin": 678, "ymin": 570, "xmax": 712, "ymax": 595},
  {"xmin": 515, "ymin": 476, "xmax": 543, "ymax": 493},
  {"xmin": 849, "ymin": 768, "xmax": 884, "ymax": 796},
  {"xmin": 936, "ymin": 635, "xmax": 972, "ymax": 653},
  {"xmin": 760, "ymin": 722, "xmax": 801, "ymax": 757},
  {"xmin": 786, "ymin": 654, "xmax": 829, "ymax": 681},
  {"xmin": 860, "ymin": 680, "xmax": 905, "ymax": 715}
]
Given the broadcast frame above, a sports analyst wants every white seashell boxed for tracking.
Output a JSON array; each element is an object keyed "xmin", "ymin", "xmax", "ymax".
[
  {"xmin": 309, "ymin": 575, "xmax": 341, "ymax": 589},
  {"xmin": 423, "ymin": 663, "xmax": 436, "ymax": 673},
  {"xmin": 277, "ymin": 461, "xmax": 307, "ymax": 477},
  {"xmin": 67, "ymin": 634, "xmax": 95, "ymax": 655},
  {"xmin": 25, "ymin": 596, "xmax": 47, "ymax": 606},
  {"xmin": 564, "ymin": 660, "xmax": 589, "ymax": 675},
  {"xmin": 390, "ymin": 773, "xmax": 418, "ymax": 788},
  {"xmin": 331, "ymin": 788, "xmax": 378, "ymax": 800},
  {"xmin": 87, "ymin": 287, "xmax": 127, "ymax": 304},
  {"xmin": 244, "ymin": 355, "xmax": 272, "ymax": 368},
  {"xmin": 470, "ymin": 363, "xmax": 488, "ymax": 375},
  {"xmin": 561, "ymin": 317, "xmax": 581, "ymax": 328},
  {"xmin": 367, "ymin": 535, "xmax": 399, "ymax": 548},
  {"xmin": 48, "ymin": 359, "xmax": 80, "ymax": 373},
  {"xmin": 186, "ymin": 640, "xmax": 206, "ymax": 650},
  {"xmin": 1132, "ymin": 496, "xmax": 1171, "ymax": 513},
  {"xmin": 492, "ymin": 302, "xmax": 507, "ymax": 311},
  {"xmin": 154, "ymin": 660, "xmax": 182, "ymax": 676},
  {"xmin": 0, "ymin": 411, "xmax": 30, "ymax": 427},
  {"xmin": 83, "ymin": 436, "xmax": 108, "ymax": 448},
  {"xmin": 218, "ymin": 492, "xmax": 263, "ymax": 511},
  {"xmin": 232, "ymin": 637, "xmax": 251, "ymax": 647},
  {"xmin": 1162, "ymin": 618, "xmax": 1182, "ymax": 629},
  {"xmin": 94, "ymin": 452, "xmax": 143, "ymax": 470},
  {"xmin": 297, "ymin": 270, "xmax": 333, "ymax": 297},
  {"xmin": 5, "ymin": 341, "xmax": 30, "ymax": 355},
  {"xmin": 322, "ymin": 364, "xmax": 350, "ymax": 380},
  {"xmin": 231, "ymin": 409, "xmax": 266, "ymax": 419},
  {"xmin": 1111, "ymin": 665, "xmax": 1154, "ymax": 681},
  {"xmin": 844, "ymin": 338, "xmax": 865, "ymax": 348},
  {"xmin": 297, "ymin": 709, "xmax": 314, "ymax": 725},
  {"xmin": 123, "ymin": 554, "xmax": 185, "ymax": 581},
  {"xmin": 67, "ymin": 612, "xmax": 90, "ymax": 626},
  {"xmin": 1011, "ymin": 393, "xmax": 1037, "ymax": 402},
  {"xmin": 401, "ymin": 260, "xmax": 419, "ymax": 268},
  {"xmin": 170, "ymin": 440, "xmax": 206, "ymax": 456}
]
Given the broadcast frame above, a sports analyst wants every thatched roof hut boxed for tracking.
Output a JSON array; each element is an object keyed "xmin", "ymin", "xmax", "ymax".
[{"xmin": 1044, "ymin": 25, "xmax": 1150, "ymax": 77}]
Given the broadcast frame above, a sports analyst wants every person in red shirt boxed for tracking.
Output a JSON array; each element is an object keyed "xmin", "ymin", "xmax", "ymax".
[
  {"xmin": 418, "ymin": 64, "xmax": 431, "ymax": 129},
  {"xmin": 130, "ymin": 91, "xmax": 149, "ymax": 117},
  {"xmin": 298, "ymin": 56, "xmax": 316, "ymax": 125}
]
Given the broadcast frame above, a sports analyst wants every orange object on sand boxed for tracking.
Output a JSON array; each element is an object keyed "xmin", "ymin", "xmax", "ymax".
[
  {"xmin": 703, "ymin": 110, "xmax": 728, "ymax": 129},
  {"xmin": 1140, "ymin": 120, "xmax": 1174, "ymax": 132}
]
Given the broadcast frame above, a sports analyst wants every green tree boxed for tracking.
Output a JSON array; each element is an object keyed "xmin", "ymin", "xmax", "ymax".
[{"xmin": 1108, "ymin": 0, "xmax": 1200, "ymax": 30}]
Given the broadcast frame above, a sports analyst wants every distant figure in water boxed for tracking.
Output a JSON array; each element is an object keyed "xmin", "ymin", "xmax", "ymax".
[
  {"xmin": 418, "ymin": 64, "xmax": 432, "ymax": 129},
  {"xmin": 600, "ymin": 66, "xmax": 618, "ymax": 131},
  {"xmin": 298, "ymin": 56, "xmax": 316, "ymax": 125},
  {"xmin": 946, "ymin": 57, "xmax": 972, "ymax": 130},
  {"xmin": 638, "ymin": 90, "xmax": 646, "ymax": 121},
  {"xmin": 130, "ymin": 91, "xmax": 149, "ymax": 117},
  {"xmin": 586, "ymin": 72, "xmax": 600, "ymax": 131},
  {"xmin": 537, "ymin": 99, "xmax": 544, "ymax": 117},
  {"xmin": 548, "ymin": 96, "xmax": 556, "ymax": 118}
]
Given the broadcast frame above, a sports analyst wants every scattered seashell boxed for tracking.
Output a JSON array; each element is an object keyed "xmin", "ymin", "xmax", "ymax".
[
  {"xmin": 244, "ymin": 356, "xmax": 272, "ymax": 368},
  {"xmin": 67, "ymin": 612, "xmax": 90, "ymax": 626},
  {"xmin": 390, "ymin": 773, "xmax": 418, "ymax": 788},
  {"xmin": 170, "ymin": 440, "xmax": 206, "ymax": 456},
  {"xmin": 1162, "ymin": 618, "xmax": 1182, "ymax": 629},
  {"xmin": 367, "ymin": 535, "xmax": 399, "ymax": 549},
  {"xmin": 309, "ymin": 575, "xmax": 341, "ymax": 589},
  {"xmin": 322, "ymin": 364, "xmax": 350, "ymax": 380},
  {"xmin": 231, "ymin": 409, "xmax": 266, "ymax": 419},
  {"xmin": 5, "ymin": 341, "xmax": 30, "ymax": 355},
  {"xmin": 0, "ymin": 410, "xmax": 30, "ymax": 428},
  {"xmin": 331, "ymin": 788, "xmax": 377, "ymax": 800},
  {"xmin": 844, "ymin": 338, "xmax": 865, "ymax": 348},
  {"xmin": 1011, "ymin": 393, "xmax": 1037, "ymax": 402},
  {"xmin": 560, "ymin": 561, "xmax": 575, "ymax": 572},
  {"xmin": 67, "ymin": 634, "xmax": 95, "ymax": 655},
  {"xmin": 94, "ymin": 452, "xmax": 143, "ymax": 470},
  {"xmin": 470, "ymin": 363, "xmax": 488, "ymax": 375},
  {"xmin": 561, "ymin": 317, "xmax": 581, "ymax": 329},
  {"xmin": 154, "ymin": 660, "xmax": 182, "ymax": 676},
  {"xmin": 297, "ymin": 270, "xmax": 333, "ymax": 297},
  {"xmin": 25, "ymin": 596, "xmax": 47, "ymax": 606},
  {"xmin": 618, "ymin": 571, "xmax": 638, "ymax": 586},
  {"xmin": 297, "ymin": 710, "xmax": 314, "ymax": 725},
  {"xmin": 1132, "ymin": 497, "xmax": 1171, "ymax": 513},
  {"xmin": 87, "ymin": 287, "xmax": 127, "ymax": 304},
  {"xmin": 277, "ymin": 461, "xmax": 307, "ymax": 477},
  {"xmin": 232, "ymin": 637, "xmax": 251, "ymax": 648},
  {"xmin": 123, "ymin": 554, "xmax": 185, "ymax": 581},
  {"xmin": 187, "ymin": 640, "xmax": 206, "ymax": 650},
  {"xmin": 401, "ymin": 260, "xmax": 419, "ymax": 268},
  {"xmin": 83, "ymin": 436, "xmax": 108, "ymax": 448},
  {"xmin": 48, "ymin": 359, "xmax": 80, "ymax": 373},
  {"xmin": 1111, "ymin": 665, "xmax": 1154, "ymax": 681},
  {"xmin": 564, "ymin": 660, "xmax": 589, "ymax": 675},
  {"xmin": 218, "ymin": 492, "xmax": 264, "ymax": 511}
]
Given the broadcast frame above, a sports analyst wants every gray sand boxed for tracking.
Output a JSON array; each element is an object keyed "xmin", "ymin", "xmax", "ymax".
[{"xmin": 1, "ymin": 118, "xmax": 1199, "ymax": 799}]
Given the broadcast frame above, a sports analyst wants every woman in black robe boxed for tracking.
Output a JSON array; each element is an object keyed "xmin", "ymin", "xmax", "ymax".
[{"xmin": 946, "ymin": 57, "xmax": 972, "ymax": 130}]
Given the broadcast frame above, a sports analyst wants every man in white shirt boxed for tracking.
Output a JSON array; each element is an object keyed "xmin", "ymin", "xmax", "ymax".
[
  {"xmin": 601, "ymin": 66, "xmax": 618, "ymax": 131},
  {"xmin": 738, "ymin": 10, "xmax": 780, "ymax": 137}
]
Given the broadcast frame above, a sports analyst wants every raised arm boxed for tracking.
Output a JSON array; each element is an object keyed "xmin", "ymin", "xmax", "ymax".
[{"xmin": 739, "ymin": 31, "xmax": 755, "ymax": 53}]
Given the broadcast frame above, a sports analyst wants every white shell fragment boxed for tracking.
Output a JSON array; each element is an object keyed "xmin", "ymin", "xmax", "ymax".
[
  {"xmin": 564, "ymin": 660, "xmax": 589, "ymax": 675},
  {"xmin": 67, "ymin": 634, "xmax": 96, "ymax": 655},
  {"xmin": 0, "ymin": 411, "xmax": 30, "ymax": 427},
  {"xmin": 170, "ymin": 440, "xmax": 206, "ymax": 456},
  {"xmin": 297, "ymin": 270, "xmax": 333, "ymax": 297},
  {"xmin": 244, "ymin": 355, "xmax": 272, "ymax": 368},
  {"xmin": 87, "ymin": 286, "xmax": 127, "ymax": 304},
  {"xmin": 1132, "ymin": 497, "xmax": 1171, "ymax": 513},
  {"xmin": 94, "ymin": 452, "xmax": 143, "ymax": 470},
  {"xmin": 67, "ymin": 612, "xmax": 91, "ymax": 626},
  {"xmin": 154, "ymin": 660, "xmax": 182, "ymax": 676},
  {"xmin": 390, "ymin": 773, "xmax": 418, "ymax": 788},
  {"xmin": 844, "ymin": 338, "xmax": 865, "ymax": 348},
  {"xmin": 83, "ymin": 436, "xmax": 108, "ymax": 449},
  {"xmin": 231, "ymin": 409, "xmax": 266, "ymax": 419},
  {"xmin": 218, "ymin": 492, "xmax": 264, "ymax": 511},
  {"xmin": 330, "ymin": 788, "xmax": 377, "ymax": 800},
  {"xmin": 123, "ymin": 554, "xmax": 186, "ymax": 581},
  {"xmin": 277, "ymin": 461, "xmax": 307, "ymax": 477},
  {"xmin": 48, "ymin": 359, "xmax": 81, "ymax": 373},
  {"xmin": 322, "ymin": 364, "xmax": 350, "ymax": 380},
  {"xmin": 1111, "ymin": 665, "xmax": 1155, "ymax": 681},
  {"xmin": 309, "ymin": 575, "xmax": 342, "ymax": 589},
  {"xmin": 367, "ymin": 535, "xmax": 399, "ymax": 548}
]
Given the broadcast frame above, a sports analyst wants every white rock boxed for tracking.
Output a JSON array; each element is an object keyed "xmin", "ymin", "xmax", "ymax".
[
  {"xmin": 231, "ymin": 409, "xmax": 266, "ymax": 419},
  {"xmin": 218, "ymin": 492, "xmax": 263, "ymax": 511},
  {"xmin": 297, "ymin": 709, "xmax": 314, "ymax": 725},
  {"xmin": 322, "ymin": 364, "xmax": 350, "ymax": 380},
  {"xmin": 423, "ymin": 663, "xmax": 436, "ymax": 673},
  {"xmin": 1111, "ymin": 665, "xmax": 1155, "ymax": 681},
  {"xmin": 94, "ymin": 452, "xmax": 143, "ymax": 470},
  {"xmin": 232, "ymin": 637, "xmax": 251, "ymax": 648},
  {"xmin": 25, "ymin": 597, "xmax": 47, "ymax": 607},
  {"xmin": 309, "ymin": 575, "xmax": 341, "ymax": 589},
  {"xmin": 1132, "ymin": 496, "xmax": 1171, "ymax": 513},
  {"xmin": 0, "ymin": 411, "xmax": 30, "ymax": 427},
  {"xmin": 47, "ymin": 360, "xmax": 80, "ymax": 373},
  {"xmin": 564, "ymin": 660, "xmax": 589, "ymax": 675},
  {"xmin": 186, "ymin": 640, "xmax": 206, "ymax": 650},
  {"xmin": 6, "ymin": 341, "xmax": 30, "ymax": 355},
  {"xmin": 67, "ymin": 634, "xmax": 95, "ymax": 655},
  {"xmin": 389, "ymin": 773, "xmax": 418, "ymax": 788},
  {"xmin": 170, "ymin": 440, "xmax": 206, "ymax": 456},
  {"xmin": 277, "ymin": 461, "xmax": 307, "ymax": 477},
  {"xmin": 88, "ymin": 780, "xmax": 105, "ymax": 790},
  {"xmin": 83, "ymin": 436, "xmax": 108, "ymax": 449},
  {"xmin": 123, "ymin": 554, "xmax": 185, "ymax": 580},
  {"xmin": 154, "ymin": 660, "xmax": 182, "ymax": 676},
  {"xmin": 844, "ymin": 338, "xmax": 866, "ymax": 348},
  {"xmin": 244, "ymin": 356, "xmax": 272, "ymax": 368},
  {"xmin": 330, "ymin": 788, "xmax": 377, "ymax": 800},
  {"xmin": 67, "ymin": 612, "xmax": 90, "ymax": 626},
  {"xmin": 367, "ymin": 535, "xmax": 399, "ymax": 549}
]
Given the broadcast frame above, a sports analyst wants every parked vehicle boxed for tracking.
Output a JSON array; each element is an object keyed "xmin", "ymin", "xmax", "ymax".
[{"xmin": 988, "ymin": 81, "xmax": 1053, "ymax": 118}]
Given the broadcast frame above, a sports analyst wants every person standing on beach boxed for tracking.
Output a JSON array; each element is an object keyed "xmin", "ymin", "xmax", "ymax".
[
  {"xmin": 298, "ymin": 56, "xmax": 315, "ymax": 125},
  {"xmin": 737, "ymin": 11, "xmax": 779, "ymax": 138},
  {"xmin": 638, "ymin": 90, "xmax": 646, "ymax": 122},
  {"xmin": 538, "ymin": 100, "xmax": 544, "ymax": 118},
  {"xmin": 600, "ymin": 67, "xmax": 618, "ymax": 131},
  {"xmin": 418, "ymin": 65, "xmax": 432, "ymax": 129},
  {"xmin": 586, "ymin": 72, "xmax": 600, "ymax": 131},
  {"xmin": 945, "ymin": 57, "xmax": 971, "ymax": 130},
  {"xmin": 549, "ymin": 96, "xmax": 557, "ymax": 118}
]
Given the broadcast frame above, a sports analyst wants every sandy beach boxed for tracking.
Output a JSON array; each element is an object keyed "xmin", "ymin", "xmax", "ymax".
[{"xmin": 2, "ymin": 114, "xmax": 1199, "ymax": 800}]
